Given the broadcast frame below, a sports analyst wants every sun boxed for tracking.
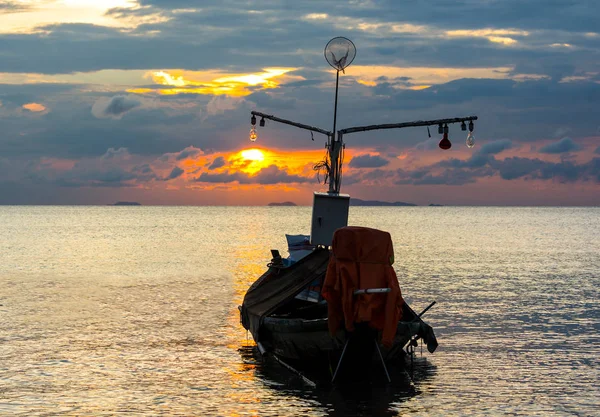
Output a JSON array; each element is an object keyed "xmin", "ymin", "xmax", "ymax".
[{"xmin": 240, "ymin": 149, "xmax": 265, "ymax": 162}]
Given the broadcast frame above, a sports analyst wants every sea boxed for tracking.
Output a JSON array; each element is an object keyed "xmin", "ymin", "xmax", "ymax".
[{"xmin": 0, "ymin": 206, "xmax": 598, "ymax": 417}]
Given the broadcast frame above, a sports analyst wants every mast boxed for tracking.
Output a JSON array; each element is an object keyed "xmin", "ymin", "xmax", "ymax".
[{"xmin": 248, "ymin": 37, "xmax": 479, "ymax": 195}]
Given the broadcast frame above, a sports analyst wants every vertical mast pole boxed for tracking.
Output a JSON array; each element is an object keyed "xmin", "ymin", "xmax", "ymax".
[{"xmin": 329, "ymin": 70, "xmax": 340, "ymax": 194}]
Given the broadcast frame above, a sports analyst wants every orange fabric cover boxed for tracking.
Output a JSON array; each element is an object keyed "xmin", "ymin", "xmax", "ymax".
[{"xmin": 322, "ymin": 226, "xmax": 404, "ymax": 347}]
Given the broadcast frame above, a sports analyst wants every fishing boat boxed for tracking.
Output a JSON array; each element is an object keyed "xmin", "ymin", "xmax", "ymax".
[
  {"xmin": 238, "ymin": 37, "xmax": 478, "ymax": 383},
  {"xmin": 239, "ymin": 230, "xmax": 439, "ymax": 383}
]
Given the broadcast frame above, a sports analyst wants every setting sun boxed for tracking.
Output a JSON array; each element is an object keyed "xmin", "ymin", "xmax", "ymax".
[{"xmin": 240, "ymin": 149, "xmax": 265, "ymax": 161}]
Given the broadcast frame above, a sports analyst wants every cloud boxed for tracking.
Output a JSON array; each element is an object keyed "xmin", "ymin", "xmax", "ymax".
[
  {"xmin": 539, "ymin": 137, "xmax": 581, "ymax": 154},
  {"xmin": 131, "ymin": 163, "xmax": 157, "ymax": 181},
  {"xmin": 1, "ymin": 0, "xmax": 598, "ymax": 80},
  {"xmin": 395, "ymin": 167, "xmax": 480, "ymax": 186},
  {"xmin": 477, "ymin": 139, "xmax": 513, "ymax": 155},
  {"xmin": 0, "ymin": 2, "xmax": 30, "ymax": 13},
  {"xmin": 22, "ymin": 102, "xmax": 47, "ymax": 112},
  {"xmin": 349, "ymin": 154, "xmax": 389, "ymax": 168},
  {"xmin": 165, "ymin": 166, "xmax": 184, "ymax": 180},
  {"xmin": 92, "ymin": 96, "xmax": 141, "ymax": 119},
  {"xmin": 205, "ymin": 96, "xmax": 245, "ymax": 116},
  {"xmin": 102, "ymin": 147, "xmax": 131, "ymax": 160},
  {"xmin": 385, "ymin": 149, "xmax": 600, "ymax": 186},
  {"xmin": 175, "ymin": 146, "xmax": 202, "ymax": 161},
  {"xmin": 494, "ymin": 156, "xmax": 548, "ymax": 180},
  {"xmin": 195, "ymin": 171, "xmax": 243, "ymax": 184},
  {"xmin": 1, "ymin": 1, "xmax": 599, "ymax": 204},
  {"xmin": 208, "ymin": 156, "xmax": 225, "ymax": 170},
  {"xmin": 436, "ymin": 140, "xmax": 513, "ymax": 170},
  {"xmin": 27, "ymin": 147, "xmax": 158, "ymax": 188},
  {"xmin": 251, "ymin": 165, "xmax": 311, "ymax": 185},
  {"xmin": 595, "ymin": 146, "xmax": 600, "ymax": 154},
  {"xmin": 247, "ymin": 91, "xmax": 297, "ymax": 110},
  {"xmin": 196, "ymin": 164, "xmax": 311, "ymax": 184}
]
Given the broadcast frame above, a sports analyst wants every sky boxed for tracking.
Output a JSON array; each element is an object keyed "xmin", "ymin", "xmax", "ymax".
[{"xmin": 0, "ymin": 0, "xmax": 599, "ymax": 206}]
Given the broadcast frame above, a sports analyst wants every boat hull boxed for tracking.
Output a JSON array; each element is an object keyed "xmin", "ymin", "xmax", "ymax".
[
  {"xmin": 239, "ymin": 248, "xmax": 438, "ymax": 375},
  {"xmin": 254, "ymin": 307, "xmax": 436, "ymax": 364}
]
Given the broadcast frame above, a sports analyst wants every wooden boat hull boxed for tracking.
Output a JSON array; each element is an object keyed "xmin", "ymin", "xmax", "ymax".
[
  {"xmin": 239, "ymin": 248, "xmax": 438, "ymax": 376},
  {"xmin": 254, "ymin": 306, "xmax": 436, "ymax": 364}
]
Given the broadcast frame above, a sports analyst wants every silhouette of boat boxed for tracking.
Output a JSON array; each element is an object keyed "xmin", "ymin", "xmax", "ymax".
[
  {"xmin": 239, "ymin": 230, "xmax": 438, "ymax": 383},
  {"xmin": 238, "ymin": 37, "xmax": 477, "ymax": 384}
]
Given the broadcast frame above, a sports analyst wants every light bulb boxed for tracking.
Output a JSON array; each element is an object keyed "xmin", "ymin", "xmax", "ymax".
[
  {"xmin": 439, "ymin": 133, "xmax": 452, "ymax": 150},
  {"xmin": 249, "ymin": 126, "xmax": 257, "ymax": 142},
  {"xmin": 466, "ymin": 131, "xmax": 475, "ymax": 148},
  {"xmin": 439, "ymin": 124, "xmax": 451, "ymax": 150}
]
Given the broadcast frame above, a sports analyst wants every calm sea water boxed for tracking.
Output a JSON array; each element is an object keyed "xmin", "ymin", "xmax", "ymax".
[{"xmin": 0, "ymin": 206, "xmax": 598, "ymax": 416}]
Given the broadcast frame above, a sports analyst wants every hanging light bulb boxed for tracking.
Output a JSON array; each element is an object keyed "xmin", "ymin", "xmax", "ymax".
[
  {"xmin": 251, "ymin": 115, "xmax": 256, "ymax": 126},
  {"xmin": 461, "ymin": 121, "xmax": 467, "ymax": 131},
  {"xmin": 466, "ymin": 131, "xmax": 475, "ymax": 148},
  {"xmin": 439, "ymin": 124, "xmax": 451, "ymax": 150},
  {"xmin": 466, "ymin": 120, "xmax": 475, "ymax": 148},
  {"xmin": 259, "ymin": 117, "xmax": 265, "ymax": 127},
  {"xmin": 249, "ymin": 126, "xmax": 257, "ymax": 142}
]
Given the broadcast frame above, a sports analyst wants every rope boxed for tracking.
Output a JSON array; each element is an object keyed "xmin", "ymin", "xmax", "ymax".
[{"xmin": 313, "ymin": 147, "xmax": 331, "ymax": 185}]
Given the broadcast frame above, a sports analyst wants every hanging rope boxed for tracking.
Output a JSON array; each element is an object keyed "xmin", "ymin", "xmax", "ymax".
[{"xmin": 313, "ymin": 147, "xmax": 330, "ymax": 185}]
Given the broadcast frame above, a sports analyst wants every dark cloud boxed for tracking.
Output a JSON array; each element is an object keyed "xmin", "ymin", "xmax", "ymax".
[
  {"xmin": 165, "ymin": 166, "xmax": 184, "ymax": 180},
  {"xmin": 208, "ymin": 156, "xmax": 225, "ymax": 170},
  {"xmin": 102, "ymin": 147, "xmax": 130, "ymax": 160},
  {"xmin": 131, "ymin": 163, "xmax": 158, "ymax": 181},
  {"xmin": 53, "ymin": 167, "xmax": 137, "ymax": 188},
  {"xmin": 92, "ymin": 96, "xmax": 141, "ymax": 119},
  {"xmin": 132, "ymin": 0, "xmax": 600, "ymax": 33},
  {"xmin": 539, "ymin": 137, "xmax": 581, "ymax": 154},
  {"xmin": 493, "ymin": 156, "xmax": 548, "ymax": 180},
  {"xmin": 0, "ymin": 2, "xmax": 29, "ymax": 13},
  {"xmin": 196, "ymin": 164, "xmax": 311, "ymax": 184},
  {"xmin": 361, "ymin": 169, "xmax": 396, "ymax": 181},
  {"xmin": 437, "ymin": 140, "xmax": 513, "ymax": 169},
  {"xmin": 388, "ymin": 151, "xmax": 600, "ymax": 186},
  {"xmin": 2, "ymin": 76, "xmax": 598, "ymax": 163},
  {"xmin": 349, "ymin": 154, "xmax": 389, "ymax": 168},
  {"xmin": 175, "ymin": 147, "xmax": 202, "ymax": 161},
  {"xmin": 195, "ymin": 171, "xmax": 243, "ymax": 184},
  {"xmin": 247, "ymin": 91, "xmax": 297, "ymax": 111},
  {"xmin": 0, "ymin": 0, "xmax": 598, "ymax": 77},
  {"xmin": 1, "ymin": 1, "xmax": 599, "ymax": 204},
  {"xmin": 478, "ymin": 139, "xmax": 513, "ymax": 155},
  {"xmin": 395, "ymin": 168, "xmax": 480, "ymax": 186},
  {"xmin": 469, "ymin": 156, "xmax": 596, "ymax": 184}
]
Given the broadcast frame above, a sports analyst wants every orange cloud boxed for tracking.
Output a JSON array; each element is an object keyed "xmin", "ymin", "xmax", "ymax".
[
  {"xmin": 225, "ymin": 148, "xmax": 326, "ymax": 177},
  {"xmin": 22, "ymin": 102, "xmax": 47, "ymax": 112},
  {"xmin": 128, "ymin": 68, "xmax": 299, "ymax": 97}
]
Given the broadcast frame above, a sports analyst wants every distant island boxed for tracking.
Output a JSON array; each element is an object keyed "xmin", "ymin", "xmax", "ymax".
[
  {"xmin": 268, "ymin": 201, "xmax": 297, "ymax": 206},
  {"xmin": 428, "ymin": 203, "xmax": 444, "ymax": 207},
  {"xmin": 112, "ymin": 201, "xmax": 142, "ymax": 206},
  {"xmin": 350, "ymin": 198, "xmax": 416, "ymax": 207}
]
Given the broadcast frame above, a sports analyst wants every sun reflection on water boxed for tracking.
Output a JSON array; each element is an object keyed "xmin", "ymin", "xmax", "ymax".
[{"xmin": 0, "ymin": 206, "xmax": 598, "ymax": 415}]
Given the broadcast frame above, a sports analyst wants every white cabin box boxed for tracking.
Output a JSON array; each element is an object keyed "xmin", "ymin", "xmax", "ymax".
[{"xmin": 310, "ymin": 192, "xmax": 350, "ymax": 246}]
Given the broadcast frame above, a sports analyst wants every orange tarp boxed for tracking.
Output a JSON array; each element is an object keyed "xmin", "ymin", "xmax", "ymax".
[{"xmin": 322, "ymin": 226, "xmax": 404, "ymax": 347}]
